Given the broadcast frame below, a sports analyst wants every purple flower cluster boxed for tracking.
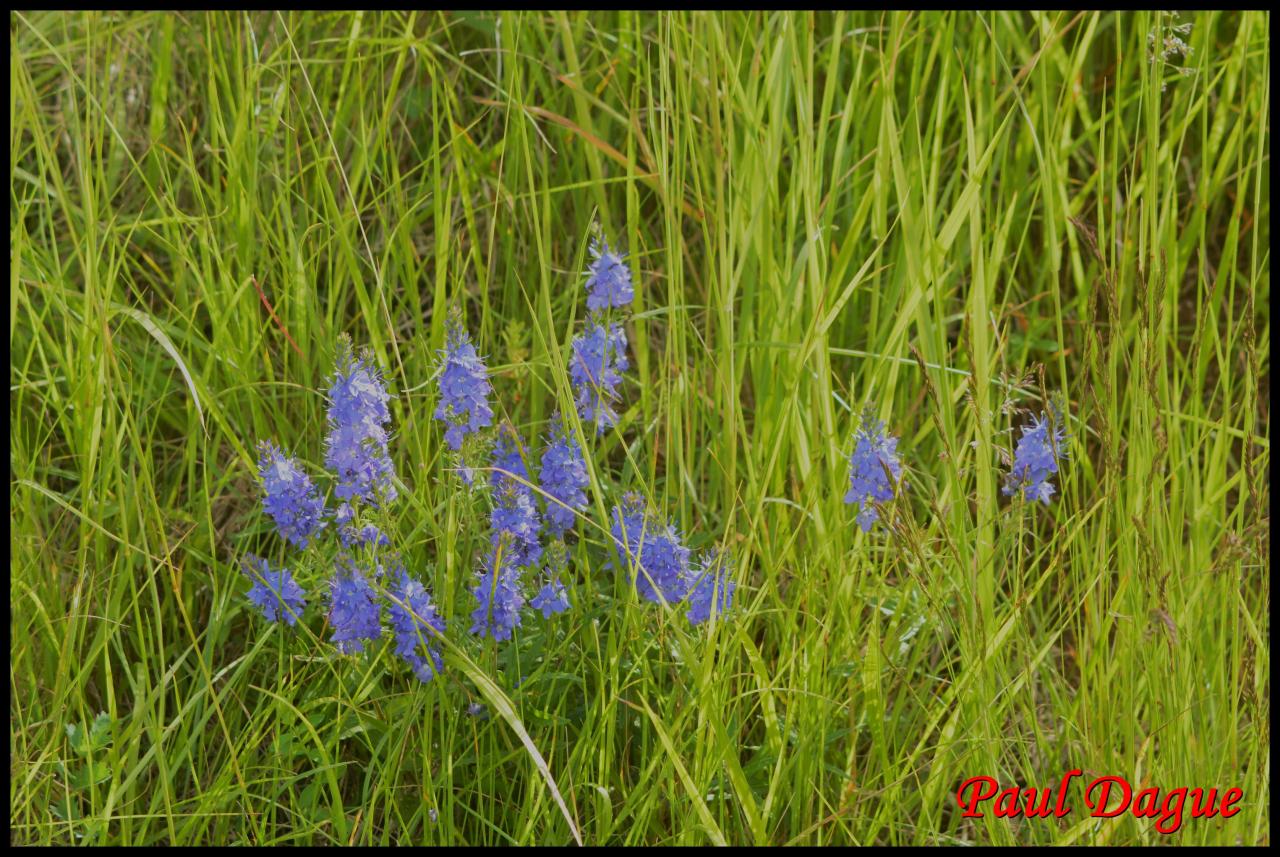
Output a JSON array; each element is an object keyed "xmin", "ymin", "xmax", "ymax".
[
  {"xmin": 249, "ymin": 346, "xmax": 395, "ymax": 642},
  {"xmin": 570, "ymin": 320, "xmax": 630, "ymax": 434},
  {"xmin": 256, "ymin": 441, "xmax": 327, "ymax": 548},
  {"xmin": 445, "ymin": 231, "xmax": 634, "ymax": 640},
  {"xmin": 245, "ymin": 340, "xmax": 456, "ymax": 685},
  {"xmin": 1003, "ymin": 412, "xmax": 1068, "ymax": 505},
  {"xmin": 584, "ymin": 237, "xmax": 634, "ymax": 311},
  {"xmin": 325, "ymin": 342, "xmax": 397, "ymax": 506},
  {"xmin": 243, "ymin": 555, "xmax": 307, "ymax": 626},
  {"xmin": 610, "ymin": 495, "xmax": 692, "ymax": 604},
  {"xmin": 469, "ymin": 540, "xmax": 526, "ymax": 641},
  {"xmin": 239, "ymin": 218, "xmax": 1085, "ymax": 684},
  {"xmin": 435, "ymin": 318, "xmax": 494, "ymax": 452},
  {"xmin": 338, "ymin": 519, "xmax": 391, "ymax": 549},
  {"xmin": 490, "ymin": 483, "xmax": 542, "ymax": 571},
  {"xmin": 685, "ymin": 550, "xmax": 735, "ymax": 627},
  {"xmin": 244, "ymin": 216, "xmax": 762, "ymax": 676},
  {"xmin": 327, "ymin": 561, "xmax": 383, "ymax": 654},
  {"xmin": 538, "ymin": 413, "xmax": 589, "ymax": 536},
  {"xmin": 490, "ymin": 425, "xmax": 533, "ymax": 491},
  {"xmin": 387, "ymin": 567, "xmax": 447, "ymax": 683},
  {"xmin": 607, "ymin": 495, "xmax": 734, "ymax": 626},
  {"xmin": 844, "ymin": 417, "xmax": 903, "ymax": 532},
  {"xmin": 489, "ymin": 425, "xmax": 543, "ymax": 570}
]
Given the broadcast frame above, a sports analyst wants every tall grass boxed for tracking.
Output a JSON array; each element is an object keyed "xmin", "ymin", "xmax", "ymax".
[{"xmin": 9, "ymin": 10, "xmax": 1269, "ymax": 845}]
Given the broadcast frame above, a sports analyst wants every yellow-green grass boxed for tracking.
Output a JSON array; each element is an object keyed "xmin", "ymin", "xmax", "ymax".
[{"xmin": 9, "ymin": 10, "xmax": 1269, "ymax": 845}]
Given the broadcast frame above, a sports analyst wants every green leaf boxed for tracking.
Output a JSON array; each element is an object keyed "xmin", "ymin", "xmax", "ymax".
[
  {"xmin": 50, "ymin": 795, "xmax": 79, "ymax": 823},
  {"xmin": 89, "ymin": 712, "xmax": 113, "ymax": 752},
  {"xmin": 65, "ymin": 723, "xmax": 87, "ymax": 755}
]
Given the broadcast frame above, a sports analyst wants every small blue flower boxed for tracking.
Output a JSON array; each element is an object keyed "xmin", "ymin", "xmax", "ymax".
[
  {"xmin": 334, "ymin": 504, "xmax": 391, "ymax": 549},
  {"xmin": 387, "ymin": 566, "xmax": 447, "ymax": 683},
  {"xmin": 490, "ymin": 482, "xmax": 542, "ymax": 571},
  {"xmin": 641, "ymin": 526, "xmax": 692, "ymax": 605},
  {"xmin": 243, "ymin": 555, "xmax": 307, "ymax": 626},
  {"xmin": 434, "ymin": 318, "xmax": 494, "ymax": 452},
  {"xmin": 529, "ymin": 577, "xmax": 571, "ymax": 618},
  {"xmin": 570, "ymin": 320, "xmax": 629, "ymax": 434},
  {"xmin": 611, "ymin": 494, "xmax": 647, "ymax": 540},
  {"xmin": 844, "ymin": 416, "xmax": 903, "ymax": 532},
  {"xmin": 486, "ymin": 432, "xmax": 542, "ymax": 573},
  {"xmin": 490, "ymin": 424, "xmax": 533, "ymax": 492},
  {"xmin": 256, "ymin": 441, "xmax": 327, "ymax": 549},
  {"xmin": 324, "ymin": 341, "xmax": 397, "ymax": 506},
  {"xmin": 610, "ymin": 494, "xmax": 691, "ymax": 604},
  {"xmin": 1003, "ymin": 411, "xmax": 1068, "ymax": 505},
  {"xmin": 584, "ymin": 235, "xmax": 634, "ymax": 311},
  {"xmin": 685, "ymin": 550, "xmax": 735, "ymax": 627},
  {"xmin": 538, "ymin": 413, "xmax": 589, "ymax": 537},
  {"xmin": 487, "ymin": 425, "xmax": 542, "ymax": 568},
  {"xmin": 470, "ymin": 540, "xmax": 525, "ymax": 642},
  {"xmin": 327, "ymin": 561, "xmax": 383, "ymax": 654},
  {"xmin": 340, "ymin": 522, "xmax": 391, "ymax": 549}
]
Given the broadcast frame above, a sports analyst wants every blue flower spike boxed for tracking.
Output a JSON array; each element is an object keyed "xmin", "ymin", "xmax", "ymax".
[
  {"xmin": 243, "ymin": 555, "xmax": 307, "ymax": 626},
  {"xmin": 434, "ymin": 316, "xmax": 494, "ymax": 453},
  {"xmin": 685, "ymin": 548, "xmax": 735, "ymax": 627},
  {"xmin": 570, "ymin": 320, "xmax": 629, "ymax": 434},
  {"xmin": 1003, "ymin": 409, "xmax": 1069, "ymax": 505},
  {"xmin": 610, "ymin": 494, "xmax": 692, "ymax": 605},
  {"xmin": 584, "ymin": 234, "xmax": 635, "ymax": 312},
  {"xmin": 387, "ymin": 565, "xmax": 447, "ymax": 683},
  {"xmin": 327, "ymin": 560, "xmax": 383, "ymax": 654},
  {"xmin": 256, "ymin": 441, "xmax": 327, "ymax": 549},
  {"xmin": 325, "ymin": 340, "xmax": 397, "ymax": 506},
  {"xmin": 470, "ymin": 537, "xmax": 526, "ymax": 642},
  {"xmin": 844, "ymin": 414, "xmax": 904, "ymax": 532},
  {"xmin": 539, "ymin": 412, "xmax": 589, "ymax": 537}
]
